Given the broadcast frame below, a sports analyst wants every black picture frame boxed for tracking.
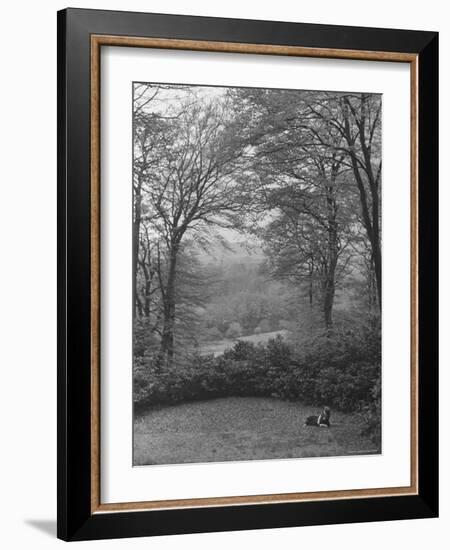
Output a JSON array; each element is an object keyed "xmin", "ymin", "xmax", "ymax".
[{"xmin": 57, "ymin": 7, "xmax": 438, "ymax": 541}]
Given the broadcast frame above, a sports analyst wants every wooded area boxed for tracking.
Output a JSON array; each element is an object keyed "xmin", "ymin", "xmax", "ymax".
[{"xmin": 132, "ymin": 83, "xmax": 382, "ymax": 452}]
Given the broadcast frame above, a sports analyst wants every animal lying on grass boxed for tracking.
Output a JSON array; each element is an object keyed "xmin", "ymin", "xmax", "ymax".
[{"xmin": 304, "ymin": 406, "xmax": 331, "ymax": 427}]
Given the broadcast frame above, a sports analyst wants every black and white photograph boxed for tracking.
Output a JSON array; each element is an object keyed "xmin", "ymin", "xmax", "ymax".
[
  {"xmin": 0, "ymin": 0, "xmax": 443, "ymax": 545},
  {"xmin": 132, "ymin": 82, "xmax": 382, "ymax": 466}
]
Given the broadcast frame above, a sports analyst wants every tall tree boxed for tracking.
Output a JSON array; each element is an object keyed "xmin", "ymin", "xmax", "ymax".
[
  {"xmin": 235, "ymin": 89, "xmax": 358, "ymax": 328},
  {"xmin": 133, "ymin": 85, "xmax": 171, "ymax": 318},
  {"xmin": 299, "ymin": 92, "xmax": 382, "ymax": 308},
  {"xmin": 135, "ymin": 88, "xmax": 249, "ymax": 367},
  {"xmin": 260, "ymin": 158, "xmax": 355, "ymax": 329}
]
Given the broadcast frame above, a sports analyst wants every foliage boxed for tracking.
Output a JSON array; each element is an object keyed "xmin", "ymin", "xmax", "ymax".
[
  {"xmin": 359, "ymin": 378, "xmax": 382, "ymax": 449},
  {"xmin": 132, "ymin": 84, "xmax": 383, "ymax": 447},
  {"xmin": 199, "ymin": 259, "xmax": 299, "ymax": 340},
  {"xmin": 225, "ymin": 321, "xmax": 243, "ymax": 339},
  {"xmin": 134, "ymin": 321, "xmax": 381, "ymax": 444},
  {"xmin": 133, "ymin": 317, "xmax": 160, "ymax": 358},
  {"xmin": 205, "ymin": 326, "xmax": 223, "ymax": 341}
]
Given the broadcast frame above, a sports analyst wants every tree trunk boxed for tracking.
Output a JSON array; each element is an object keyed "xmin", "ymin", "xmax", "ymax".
[
  {"xmin": 158, "ymin": 241, "xmax": 179, "ymax": 368},
  {"xmin": 372, "ymin": 240, "xmax": 382, "ymax": 310},
  {"xmin": 369, "ymin": 179, "xmax": 382, "ymax": 309},
  {"xmin": 133, "ymin": 182, "xmax": 142, "ymax": 318},
  {"xmin": 323, "ymin": 284, "xmax": 334, "ymax": 330},
  {"xmin": 323, "ymin": 181, "xmax": 338, "ymax": 330},
  {"xmin": 308, "ymin": 261, "xmax": 314, "ymax": 308},
  {"xmin": 323, "ymin": 255, "xmax": 337, "ymax": 330},
  {"xmin": 140, "ymin": 259, "xmax": 152, "ymax": 318},
  {"xmin": 342, "ymin": 99, "xmax": 382, "ymax": 311}
]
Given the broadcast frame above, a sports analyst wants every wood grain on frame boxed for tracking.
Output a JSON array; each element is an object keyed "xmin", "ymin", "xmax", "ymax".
[{"xmin": 90, "ymin": 34, "xmax": 419, "ymax": 514}]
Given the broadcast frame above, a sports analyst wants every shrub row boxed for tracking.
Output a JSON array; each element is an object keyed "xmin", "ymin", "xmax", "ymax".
[{"xmin": 134, "ymin": 322, "xmax": 381, "ymax": 417}]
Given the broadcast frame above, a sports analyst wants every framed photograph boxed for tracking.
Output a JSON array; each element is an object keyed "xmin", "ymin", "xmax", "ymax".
[{"xmin": 57, "ymin": 8, "xmax": 438, "ymax": 541}]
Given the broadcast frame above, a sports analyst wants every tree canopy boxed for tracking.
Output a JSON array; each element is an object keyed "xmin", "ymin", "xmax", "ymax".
[{"xmin": 133, "ymin": 84, "xmax": 382, "ymax": 368}]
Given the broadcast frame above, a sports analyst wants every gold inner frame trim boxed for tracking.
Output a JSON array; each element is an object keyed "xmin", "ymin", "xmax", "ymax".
[{"xmin": 90, "ymin": 34, "xmax": 419, "ymax": 514}]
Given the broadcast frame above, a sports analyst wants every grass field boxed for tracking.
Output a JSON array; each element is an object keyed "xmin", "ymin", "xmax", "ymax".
[{"xmin": 133, "ymin": 396, "xmax": 379, "ymax": 466}]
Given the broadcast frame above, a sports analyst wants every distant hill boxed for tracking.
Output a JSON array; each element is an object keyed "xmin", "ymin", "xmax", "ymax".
[{"xmin": 196, "ymin": 239, "xmax": 264, "ymax": 266}]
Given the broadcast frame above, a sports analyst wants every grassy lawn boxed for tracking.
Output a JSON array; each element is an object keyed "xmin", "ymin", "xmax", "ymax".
[{"xmin": 133, "ymin": 396, "xmax": 379, "ymax": 466}]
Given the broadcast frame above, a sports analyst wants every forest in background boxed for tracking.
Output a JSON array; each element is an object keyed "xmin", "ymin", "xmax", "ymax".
[{"xmin": 132, "ymin": 84, "xmax": 382, "ymax": 446}]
